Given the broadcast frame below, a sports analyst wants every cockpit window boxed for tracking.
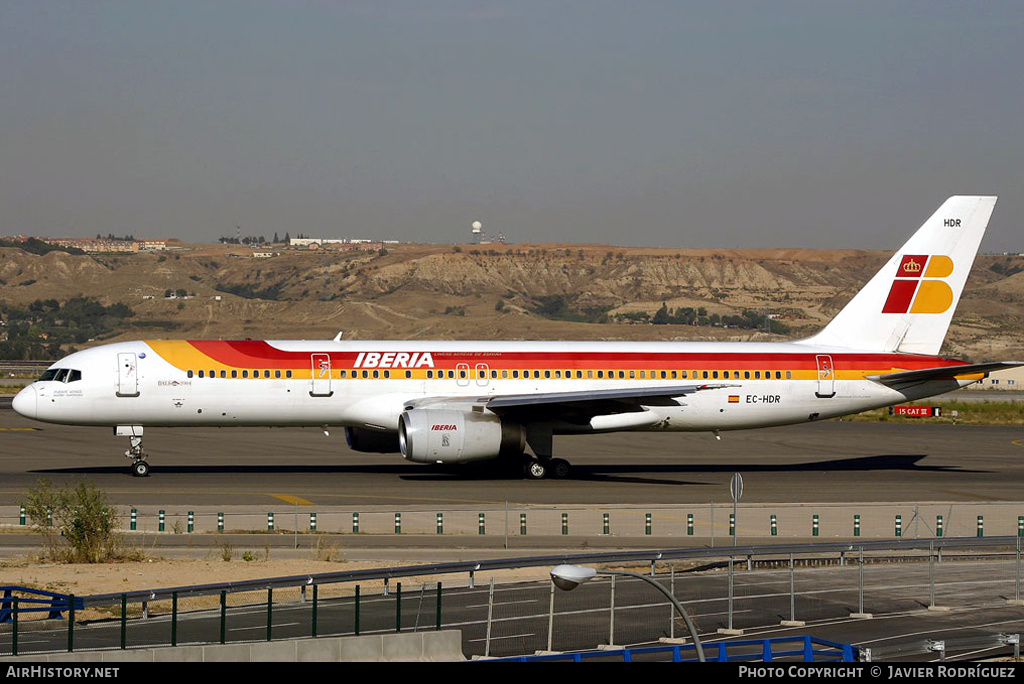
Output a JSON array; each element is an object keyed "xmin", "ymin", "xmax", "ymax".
[{"xmin": 37, "ymin": 368, "xmax": 82, "ymax": 383}]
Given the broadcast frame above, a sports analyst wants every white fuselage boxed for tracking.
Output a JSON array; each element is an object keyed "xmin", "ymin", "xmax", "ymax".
[{"xmin": 12, "ymin": 338, "xmax": 975, "ymax": 434}]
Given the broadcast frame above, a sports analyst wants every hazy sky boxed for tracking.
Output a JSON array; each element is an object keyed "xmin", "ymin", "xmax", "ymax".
[{"xmin": 2, "ymin": 1, "xmax": 1022, "ymax": 252}]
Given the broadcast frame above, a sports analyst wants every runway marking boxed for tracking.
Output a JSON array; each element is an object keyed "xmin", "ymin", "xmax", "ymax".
[
  {"xmin": 0, "ymin": 427, "xmax": 40, "ymax": 431},
  {"xmin": 1011, "ymin": 439, "xmax": 1024, "ymax": 447},
  {"xmin": 270, "ymin": 494, "xmax": 315, "ymax": 505},
  {"xmin": 935, "ymin": 489, "xmax": 1009, "ymax": 502}
]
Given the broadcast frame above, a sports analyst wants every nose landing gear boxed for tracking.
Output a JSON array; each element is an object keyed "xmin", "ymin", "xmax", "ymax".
[{"xmin": 117, "ymin": 425, "xmax": 150, "ymax": 477}]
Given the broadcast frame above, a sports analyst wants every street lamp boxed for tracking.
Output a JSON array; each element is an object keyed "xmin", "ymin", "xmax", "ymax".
[{"xmin": 549, "ymin": 564, "xmax": 706, "ymax": 662}]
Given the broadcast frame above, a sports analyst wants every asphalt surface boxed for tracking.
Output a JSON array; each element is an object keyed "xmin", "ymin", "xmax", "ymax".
[{"xmin": 1, "ymin": 404, "xmax": 1022, "ymax": 507}]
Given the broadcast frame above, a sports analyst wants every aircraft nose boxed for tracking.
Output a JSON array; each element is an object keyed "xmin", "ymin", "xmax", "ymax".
[{"xmin": 11, "ymin": 385, "xmax": 36, "ymax": 419}]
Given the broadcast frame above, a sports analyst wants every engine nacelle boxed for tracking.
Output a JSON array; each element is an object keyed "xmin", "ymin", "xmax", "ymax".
[
  {"xmin": 399, "ymin": 409, "xmax": 525, "ymax": 464},
  {"xmin": 345, "ymin": 426, "xmax": 401, "ymax": 453}
]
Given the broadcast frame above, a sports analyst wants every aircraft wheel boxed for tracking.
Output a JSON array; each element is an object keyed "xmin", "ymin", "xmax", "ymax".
[
  {"xmin": 524, "ymin": 458, "xmax": 547, "ymax": 480},
  {"xmin": 131, "ymin": 460, "xmax": 150, "ymax": 478},
  {"xmin": 550, "ymin": 458, "xmax": 571, "ymax": 479}
]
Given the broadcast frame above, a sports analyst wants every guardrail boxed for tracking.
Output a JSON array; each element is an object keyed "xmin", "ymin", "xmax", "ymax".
[
  {"xmin": 491, "ymin": 636, "xmax": 858, "ymax": 662},
  {"xmin": 2, "ymin": 537, "xmax": 1021, "ymax": 660}
]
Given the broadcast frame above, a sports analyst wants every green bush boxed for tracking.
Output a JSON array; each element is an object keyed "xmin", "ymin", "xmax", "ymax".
[{"xmin": 22, "ymin": 479, "xmax": 126, "ymax": 563}]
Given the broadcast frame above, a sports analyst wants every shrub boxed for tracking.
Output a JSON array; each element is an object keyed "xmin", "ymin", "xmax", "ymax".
[{"xmin": 22, "ymin": 479, "xmax": 125, "ymax": 563}]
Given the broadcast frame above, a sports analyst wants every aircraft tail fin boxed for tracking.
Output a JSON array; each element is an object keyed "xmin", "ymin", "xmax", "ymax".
[{"xmin": 801, "ymin": 196, "xmax": 997, "ymax": 355}]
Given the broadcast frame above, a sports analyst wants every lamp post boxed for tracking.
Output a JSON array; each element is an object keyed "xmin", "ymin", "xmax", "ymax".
[{"xmin": 549, "ymin": 564, "xmax": 706, "ymax": 662}]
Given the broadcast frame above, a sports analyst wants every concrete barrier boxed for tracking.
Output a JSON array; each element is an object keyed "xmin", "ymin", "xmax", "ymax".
[{"xmin": 0, "ymin": 630, "xmax": 466, "ymax": 662}]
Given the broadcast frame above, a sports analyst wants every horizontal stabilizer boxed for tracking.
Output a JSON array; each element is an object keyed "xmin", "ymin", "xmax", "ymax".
[{"xmin": 867, "ymin": 361, "xmax": 1023, "ymax": 386}]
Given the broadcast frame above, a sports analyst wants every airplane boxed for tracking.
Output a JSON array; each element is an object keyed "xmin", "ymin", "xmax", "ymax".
[{"xmin": 11, "ymin": 195, "xmax": 1021, "ymax": 479}]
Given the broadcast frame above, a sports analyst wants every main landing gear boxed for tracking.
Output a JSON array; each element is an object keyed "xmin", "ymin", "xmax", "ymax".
[
  {"xmin": 521, "ymin": 424, "xmax": 571, "ymax": 479},
  {"xmin": 523, "ymin": 457, "xmax": 571, "ymax": 480},
  {"xmin": 117, "ymin": 426, "xmax": 150, "ymax": 477}
]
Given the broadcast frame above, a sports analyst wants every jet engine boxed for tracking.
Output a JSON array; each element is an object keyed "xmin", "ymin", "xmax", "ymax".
[
  {"xmin": 344, "ymin": 426, "xmax": 401, "ymax": 454},
  {"xmin": 399, "ymin": 408, "xmax": 525, "ymax": 464}
]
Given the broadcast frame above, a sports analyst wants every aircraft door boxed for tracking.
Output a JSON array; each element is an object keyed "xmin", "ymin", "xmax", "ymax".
[
  {"xmin": 310, "ymin": 354, "xmax": 333, "ymax": 397},
  {"xmin": 456, "ymin": 363, "xmax": 471, "ymax": 387},
  {"xmin": 116, "ymin": 352, "xmax": 140, "ymax": 397},
  {"xmin": 815, "ymin": 354, "xmax": 836, "ymax": 398}
]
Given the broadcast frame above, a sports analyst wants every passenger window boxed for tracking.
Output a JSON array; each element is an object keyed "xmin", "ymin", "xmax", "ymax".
[
  {"xmin": 220, "ymin": 370, "xmax": 227, "ymax": 378},
  {"xmin": 286, "ymin": 370, "xmax": 292, "ymax": 378},
  {"xmin": 512, "ymin": 370, "xmax": 519, "ymax": 378},
  {"xmin": 275, "ymin": 370, "xmax": 281, "ymax": 379},
  {"xmin": 231, "ymin": 370, "xmax": 238, "ymax": 378},
  {"xmin": 186, "ymin": 370, "xmax": 194, "ymax": 379},
  {"xmin": 198, "ymin": 370, "xmax": 205, "ymax": 378},
  {"xmin": 406, "ymin": 371, "xmax": 412, "ymax": 379}
]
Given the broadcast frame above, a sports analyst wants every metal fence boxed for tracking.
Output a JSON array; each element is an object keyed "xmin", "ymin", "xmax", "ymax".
[{"xmin": 1, "ymin": 537, "xmax": 1022, "ymax": 660}]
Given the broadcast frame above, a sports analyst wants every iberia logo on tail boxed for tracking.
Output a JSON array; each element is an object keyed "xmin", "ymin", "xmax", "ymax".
[{"xmin": 881, "ymin": 254, "xmax": 954, "ymax": 314}]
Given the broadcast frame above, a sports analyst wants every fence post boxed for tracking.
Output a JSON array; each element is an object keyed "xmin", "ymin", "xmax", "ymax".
[
  {"xmin": 66, "ymin": 594, "xmax": 75, "ymax": 653},
  {"xmin": 395, "ymin": 582, "xmax": 402, "ymax": 633},
  {"xmin": 171, "ymin": 592, "xmax": 178, "ymax": 646},
  {"xmin": 220, "ymin": 591, "xmax": 227, "ymax": 644},
  {"xmin": 354, "ymin": 585, "xmax": 361, "ymax": 636},
  {"xmin": 436, "ymin": 582, "xmax": 442, "ymax": 631},
  {"xmin": 312, "ymin": 584, "xmax": 319, "ymax": 638},
  {"xmin": 267, "ymin": 587, "xmax": 274, "ymax": 641},
  {"xmin": 12, "ymin": 597, "xmax": 17, "ymax": 657},
  {"xmin": 120, "ymin": 594, "xmax": 127, "ymax": 650}
]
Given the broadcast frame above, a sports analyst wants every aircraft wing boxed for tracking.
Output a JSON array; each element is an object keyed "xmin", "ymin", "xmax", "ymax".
[
  {"xmin": 407, "ymin": 383, "xmax": 734, "ymax": 427},
  {"xmin": 867, "ymin": 361, "xmax": 1024, "ymax": 386}
]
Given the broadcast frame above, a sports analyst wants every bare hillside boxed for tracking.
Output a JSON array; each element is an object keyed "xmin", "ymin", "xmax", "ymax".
[{"xmin": 1, "ymin": 243, "xmax": 1022, "ymax": 360}]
